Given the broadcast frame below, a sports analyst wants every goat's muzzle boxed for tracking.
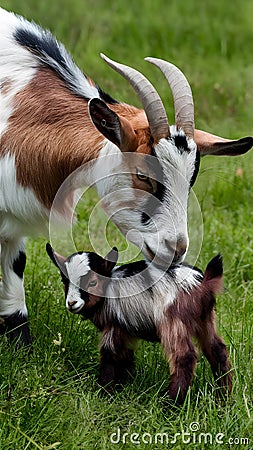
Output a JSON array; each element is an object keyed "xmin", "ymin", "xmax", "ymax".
[
  {"xmin": 166, "ymin": 238, "xmax": 188, "ymax": 263},
  {"xmin": 67, "ymin": 299, "xmax": 83, "ymax": 313}
]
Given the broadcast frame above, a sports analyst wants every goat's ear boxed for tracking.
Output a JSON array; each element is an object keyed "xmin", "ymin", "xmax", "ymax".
[
  {"xmin": 46, "ymin": 243, "xmax": 66, "ymax": 273},
  {"xmin": 88, "ymin": 98, "xmax": 138, "ymax": 152},
  {"xmin": 194, "ymin": 129, "xmax": 253, "ymax": 156},
  {"xmin": 103, "ymin": 246, "xmax": 118, "ymax": 273}
]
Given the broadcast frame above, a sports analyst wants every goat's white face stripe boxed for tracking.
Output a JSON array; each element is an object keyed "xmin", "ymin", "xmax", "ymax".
[
  {"xmin": 65, "ymin": 253, "xmax": 90, "ymax": 286},
  {"xmin": 64, "ymin": 253, "xmax": 90, "ymax": 310}
]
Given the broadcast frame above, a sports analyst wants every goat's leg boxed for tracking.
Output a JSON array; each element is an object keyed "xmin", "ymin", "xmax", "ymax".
[
  {"xmin": 160, "ymin": 319, "xmax": 198, "ymax": 405},
  {"xmin": 196, "ymin": 311, "xmax": 232, "ymax": 396},
  {"xmin": 99, "ymin": 326, "xmax": 135, "ymax": 393},
  {"xmin": 0, "ymin": 238, "xmax": 31, "ymax": 346}
]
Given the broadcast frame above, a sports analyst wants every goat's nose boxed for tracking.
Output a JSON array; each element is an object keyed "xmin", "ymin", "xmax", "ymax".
[
  {"xmin": 175, "ymin": 241, "xmax": 187, "ymax": 260},
  {"xmin": 166, "ymin": 238, "xmax": 187, "ymax": 261},
  {"xmin": 68, "ymin": 300, "xmax": 77, "ymax": 308}
]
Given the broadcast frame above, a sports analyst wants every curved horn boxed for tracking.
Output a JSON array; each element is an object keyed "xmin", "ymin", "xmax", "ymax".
[
  {"xmin": 100, "ymin": 53, "xmax": 169, "ymax": 142},
  {"xmin": 145, "ymin": 58, "xmax": 194, "ymax": 139}
]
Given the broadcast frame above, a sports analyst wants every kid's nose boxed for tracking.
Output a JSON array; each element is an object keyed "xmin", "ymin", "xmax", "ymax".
[{"xmin": 68, "ymin": 300, "xmax": 77, "ymax": 308}]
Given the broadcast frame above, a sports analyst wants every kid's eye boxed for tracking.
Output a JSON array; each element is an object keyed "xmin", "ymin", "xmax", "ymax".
[{"xmin": 89, "ymin": 280, "xmax": 97, "ymax": 287}]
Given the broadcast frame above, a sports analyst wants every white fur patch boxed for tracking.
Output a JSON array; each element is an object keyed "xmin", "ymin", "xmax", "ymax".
[
  {"xmin": 0, "ymin": 278, "xmax": 27, "ymax": 316},
  {"xmin": 0, "ymin": 238, "xmax": 27, "ymax": 316},
  {"xmin": 0, "ymin": 153, "xmax": 49, "ymax": 239},
  {"xmin": 0, "ymin": 8, "xmax": 39, "ymax": 137},
  {"xmin": 173, "ymin": 264, "xmax": 202, "ymax": 291},
  {"xmin": 64, "ymin": 253, "xmax": 90, "ymax": 311},
  {"xmin": 65, "ymin": 252, "xmax": 90, "ymax": 285}
]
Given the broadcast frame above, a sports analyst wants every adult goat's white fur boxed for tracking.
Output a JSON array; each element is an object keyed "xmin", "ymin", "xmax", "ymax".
[{"xmin": 0, "ymin": 7, "xmax": 252, "ymax": 344}]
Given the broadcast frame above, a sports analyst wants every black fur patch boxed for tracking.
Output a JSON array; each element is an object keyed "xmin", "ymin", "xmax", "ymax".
[
  {"xmin": 15, "ymin": 26, "xmax": 72, "ymax": 76},
  {"xmin": 114, "ymin": 260, "xmax": 148, "ymax": 278},
  {"xmin": 211, "ymin": 136, "xmax": 253, "ymax": 156},
  {"xmin": 200, "ymin": 293, "xmax": 216, "ymax": 321},
  {"xmin": 4, "ymin": 311, "xmax": 31, "ymax": 347},
  {"xmin": 12, "ymin": 251, "xmax": 26, "ymax": 279},
  {"xmin": 130, "ymin": 324, "xmax": 159, "ymax": 342},
  {"xmin": 87, "ymin": 252, "xmax": 112, "ymax": 276},
  {"xmin": 190, "ymin": 150, "xmax": 200, "ymax": 188},
  {"xmin": 89, "ymin": 98, "xmax": 121, "ymax": 147},
  {"xmin": 97, "ymin": 86, "xmax": 119, "ymax": 105},
  {"xmin": 61, "ymin": 273, "xmax": 69, "ymax": 297},
  {"xmin": 141, "ymin": 211, "xmax": 150, "ymax": 224},
  {"xmin": 113, "ymin": 260, "xmax": 154, "ymax": 302},
  {"xmin": 173, "ymin": 134, "xmax": 189, "ymax": 153},
  {"xmin": 206, "ymin": 254, "xmax": 223, "ymax": 278}
]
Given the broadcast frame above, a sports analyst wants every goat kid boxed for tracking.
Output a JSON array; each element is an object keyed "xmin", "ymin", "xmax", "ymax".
[
  {"xmin": 1, "ymin": 7, "xmax": 252, "ymax": 345},
  {"xmin": 47, "ymin": 243, "xmax": 232, "ymax": 404}
]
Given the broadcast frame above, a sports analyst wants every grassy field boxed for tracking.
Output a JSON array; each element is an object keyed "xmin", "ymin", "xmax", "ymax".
[{"xmin": 0, "ymin": 0, "xmax": 253, "ymax": 448}]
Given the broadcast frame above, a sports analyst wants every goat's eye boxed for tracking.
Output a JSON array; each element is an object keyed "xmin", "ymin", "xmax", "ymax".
[
  {"xmin": 89, "ymin": 280, "xmax": 97, "ymax": 287},
  {"xmin": 136, "ymin": 168, "xmax": 149, "ymax": 183}
]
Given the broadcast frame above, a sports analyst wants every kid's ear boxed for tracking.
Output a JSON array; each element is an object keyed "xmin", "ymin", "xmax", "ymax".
[
  {"xmin": 46, "ymin": 243, "xmax": 67, "ymax": 273},
  {"xmin": 103, "ymin": 247, "xmax": 118, "ymax": 273}
]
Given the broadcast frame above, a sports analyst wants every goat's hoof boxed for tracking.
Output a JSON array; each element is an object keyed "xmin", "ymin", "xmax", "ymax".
[
  {"xmin": 2, "ymin": 312, "xmax": 32, "ymax": 348},
  {"xmin": 168, "ymin": 383, "xmax": 188, "ymax": 406},
  {"xmin": 98, "ymin": 380, "xmax": 116, "ymax": 397},
  {"xmin": 214, "ymin": 370, "xmax": 232, "ymax": 403},
  {"xmin": 0, "ymin": 316, "xmax": 5, "ymax": 335}
]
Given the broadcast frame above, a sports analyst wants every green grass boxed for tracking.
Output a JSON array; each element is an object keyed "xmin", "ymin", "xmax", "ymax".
[{"xmin": 0, "ymin": 0, "xmax": 253, "ymax": 448}]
